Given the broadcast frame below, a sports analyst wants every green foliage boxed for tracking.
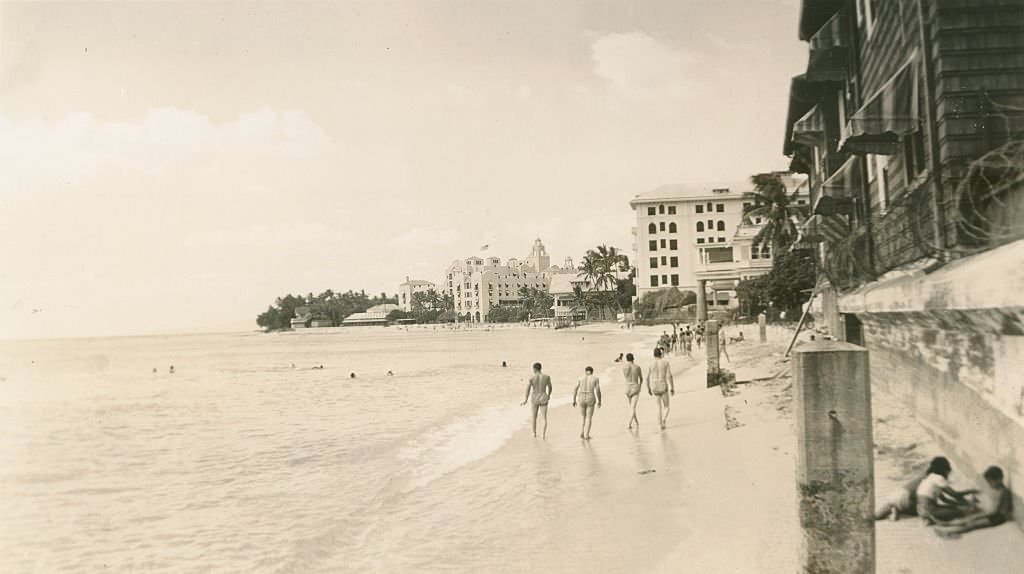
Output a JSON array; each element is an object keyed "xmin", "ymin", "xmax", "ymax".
[
  {"xmin": 736, "ymin": 249, "xmax": 816, "ymax": 318},
  {"xmin": 576, "ymin": 244, "xmax": 632, "ymax": 319},
  {"xmin": 405, "ymin": 289, "xmax": 455, "ymax": 323},
  {"xmin": 255, "ymin": 290, "xmax": 397, "ymax": 331},
  {"xmin": 517, "ymin": 286, "xmax": 554, "ymax": 319},
  {"xmin": 387, "ymin": 309, "xmax": 412, "ymax": 322},
  {"xmin": 636, "ymin": 287, "xmax": 697, "ymax": 319},
  {"xmin": 746, "ymin": 172, "xmax": 809, "ymax": 253}
]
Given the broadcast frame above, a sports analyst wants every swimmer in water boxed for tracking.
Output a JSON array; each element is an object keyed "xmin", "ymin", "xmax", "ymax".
[
  {"xmin": 387, "ymin": 370, "xmax": 394, "ymax": 376},
  {"xmin": 350, "ymin": 372, "xmax": 356, "ymax": 379},
  {"xmin": 572, "ymin": 366, "xmax": 602, "ymax": 440},
  {"xmin": 520, "ymin": 362, "xmax": 552, "ymax": 438},
  {"xmin": 501, "ymin": 361, "xmax": 508, "ymax": 368},
  {"xmin": 169, "ymin": 365, "xmax": 175, "ymax": 374},
  {"xmin": 622, "ymin": 353, "xmax": 643, "ymax": 429}
]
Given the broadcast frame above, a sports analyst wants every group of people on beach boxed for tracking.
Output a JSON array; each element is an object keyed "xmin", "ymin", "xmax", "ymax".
[
  {"xmin": 520, "ymin": 347, "xmax": 676, "ymax": 440},
  {"xmin": 875, "ymin": 455, "xmax": 1014, "ymax": 538}
]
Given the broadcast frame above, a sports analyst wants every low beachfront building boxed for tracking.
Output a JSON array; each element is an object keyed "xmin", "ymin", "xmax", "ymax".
[
  {"xmin": 397, "ymin": 277, "xmax": 436, "ymax": 312},
  {"xmin": 629, "ymin": 177, "xmax": 808, "ymax": 309},
  {"xmin": 290, "ymin": 305, "xmax": 312, "ymax": 329},
  {"xmin": 341, "ymin": 303, "xmax": 399, "ymax": 326},
  {"xmin": 443, "ymin": 238, "xmax": 564, "ymax": 323},
  {"xmin": 547, "ymin": 273, "xmax": 613, "ymax": 322}
]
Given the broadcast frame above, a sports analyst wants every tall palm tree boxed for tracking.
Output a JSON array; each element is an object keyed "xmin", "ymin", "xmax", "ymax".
[{"xmin": 745, "ymin": 172, "xmax": 809, "ymax": 253}]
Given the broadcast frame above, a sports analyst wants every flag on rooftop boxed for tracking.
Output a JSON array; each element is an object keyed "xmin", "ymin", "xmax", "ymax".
[{"xmin": 480, "ymin": 244, "xmax": 489, "ymax": 251}]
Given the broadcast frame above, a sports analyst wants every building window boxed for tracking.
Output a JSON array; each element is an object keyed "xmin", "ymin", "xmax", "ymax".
[
  {"xmin": 669, "ymin": 222, "xmax": 677, "ymax": 233},
  {"xmin": 661, "ymin": 256, "xmax": 667, "ymax": 265},
  {"xmin": 659, "ymin": 205, "xmax": 665, "ymax": 214},
  {"xmin": 650, "ymin": 257, "xmax": 658, "ymax": 269},
  {"xmin": 671, "ymin": 275, "xmax": 679, "ymax": 286},
  {"xmin": 904, "ymin": 130, "xmax": 926, "ymax": 181},
  {"xmin": 707, "ymin": 219, "xmax": 713, "ymax": 229},
  {"xmin": 651, "ymin": 275, "xmax": 659, "ymax": 287},
  {"xmin": 669, "ymin": 239, "xmax": 678, "ymax": 250},
  {"xmin": 696, "ymin": 205, "xmax": 704, "ymax": 214},
  {"xmin": 648, "ymin": 223, "xmax": 657, "ymax": 234},
  {"xmin": 761, "ymin": 245, "xmax": 771, "ymax": 259},
  {"xmin": 649, "ymin": 240, "xmax": 657, "ymax": 251},
  {"xmin": 660, "ymin": 239, "xmax": 667, "ymax": 248},
  {"xmin": 716, "ymin": 203, "xmax": 724, "ymax": 213},
  {"xmin": 668, "ymin": 206, "xmax": 676, "ymax": 214},
  {"xmin": 717, "ymin": 220, "xmax": 725, "ymax": 231},
  {"xmin": 706, "ymin": 202, "xmax": 713, "ymax": 212},
  {"xmin": 697, "ymin": 238, "xmax": 705, "ymax": 244},
  {"xmin": 647, "ymin": 206, "xmax": 656, "ymax": 216},
  {"xmin": 696, "ymin": 222, "xmax": 705, "ymax": 232},
  {"xmin": 659, "ymin": 221, "xmax": 666, "ymax": 231},
  {"xmin": 743, "ymin": 202, "xmax": 752, "ymax": 213},
  {"xmin": 718, "ymin": 237, "xmax": 726, "ymax": 243},
  {"xmin": 670, "ymin": 256, "xmax": 678, "ymax": 267},
  {"xmin": 661, "ymin": 275, "xmax": 668, "ymax": 284}
]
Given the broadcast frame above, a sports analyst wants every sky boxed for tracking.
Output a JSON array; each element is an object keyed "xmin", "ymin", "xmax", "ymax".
[{"xmin": 0, "ymin": 0, "xmax": 807, "ymax": 339}]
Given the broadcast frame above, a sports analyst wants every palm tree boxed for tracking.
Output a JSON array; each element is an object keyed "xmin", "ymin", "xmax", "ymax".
[
  {"xmin": 571, "ymin": 284, "xmax": 589, "ymax": 321},
  {"xmin": 745, "ymin": 172, "xmax": 809, "ymax": 253}
]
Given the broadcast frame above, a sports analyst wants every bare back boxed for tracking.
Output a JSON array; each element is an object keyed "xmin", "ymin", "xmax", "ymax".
[
  {"xmin": 531, "ymin": 373, "xmax": 552, "ymax": 402},
  {"xmin": 622, "ymin": 363, "xmax": 642, "ymax": 384},
  {"xmin": 649, "ymin": 359, "xmax": 671, "ymax": 382}
]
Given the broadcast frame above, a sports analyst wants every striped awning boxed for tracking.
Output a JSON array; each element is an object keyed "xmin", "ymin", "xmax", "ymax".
[
  {"xmin": 801, "ymin": 214, "xmax": 850, "ymax": 243},
  {"xmin": 841, "ymin": 56, "xmax": 920, "ymax": 155},
  {"xmin": 783, "ymin": 75, "xmax": 825, "ymax": 156},
  {"xmin": 821, "ymin": 155, "xmax": 862, "ymax": 198},
  {"xmin": 809, "ymin": 11, "xmax": 848, "ymax": 50},
  {"xmin": 792, "ymin": 104, "xmax": 826, "ymax": 147}
]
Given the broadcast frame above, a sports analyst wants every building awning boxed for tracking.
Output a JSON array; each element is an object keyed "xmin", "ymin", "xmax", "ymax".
[
  {"xmin": 792, "ymin": 104, "xmax": 825, "ymax": 147},
  {"xmin": 806, "ymin": 46, "xmax": 849, "ymax": 82},
  {"xmin": 783, "ymin": 75, "xmax": 825, "ymax": 155},
  {"xmin": 841, "ymin": 56, "xmax": 920, "ymax": 155},
  {"xmin": 789, "ymin": 144, "xmax": 814, "ymax": 175},
  {"xmin": 801, "ymin": 214, "xmax": 850, "ymax": 243},
  {"xmin": 821, "ymin": 155, "xmax": 862, "ymax": 199},
  {"xmin": 798, "ymin": 0, "xmax": 845, "ymax": 41}
]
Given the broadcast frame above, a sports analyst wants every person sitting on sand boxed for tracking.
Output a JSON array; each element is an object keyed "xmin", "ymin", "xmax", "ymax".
[
  {"xmin": 521, "ymin": 363, "xmax": 552, "ymax": 439},
  {"xmin": 614, "ymin": 353, "xmax": 624, "ymax": 363},
  {"xmin": 573, "ymin": 366, "xmax": 602, "ymax": 440},
  {"xmin": 875, "ymin": 469, "xmax": 929, "ymax": 521},
  {"xmin": 622, "ymin": 353, "xmax": 643, "ymax": 430},
  {"xmin": 935, "ymin": 465, "xmax": 1013, "ymax": 538},
  {"xmin": 646, "ymin": 347, "xmax": 675, "ymax": 429},
  {"xmin": 916, "ymin": 456, "xmax": 980, "ymax": 524}
]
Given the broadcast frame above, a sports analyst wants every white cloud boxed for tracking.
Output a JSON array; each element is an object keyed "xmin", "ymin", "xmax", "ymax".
[
  {"xmin": 0, "ymin": 107, "xmax": 332, "ymax": 190},
  {"xmin": 590, "ymin": 31, "xmax": 700, "ymax": 103}
]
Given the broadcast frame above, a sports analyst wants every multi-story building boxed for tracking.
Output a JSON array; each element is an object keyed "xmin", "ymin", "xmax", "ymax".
[
  {"xmin": 784, "ymin": 0, "xmax": 1024, "ymax": 526},
  {"xmin": 629, "ymin": 178, "xmax": 808, "ymax": 309},
  {"xmin": 443, "ymin": 238, "xmax": 569, "ymax": 323},
  {"xmin": 397, "ymin": 277, "xmax": 436, "ymax": 312}
]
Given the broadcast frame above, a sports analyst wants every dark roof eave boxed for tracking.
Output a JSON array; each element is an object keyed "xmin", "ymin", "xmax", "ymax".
[{"xmin": 798, "ymin": 0, "xmax": 845, "ymax": 41}]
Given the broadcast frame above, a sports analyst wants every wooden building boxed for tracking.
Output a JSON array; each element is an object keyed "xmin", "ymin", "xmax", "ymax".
[{"xmin": 784, "ymin": 0, "xmax": 1024, "ymax": 530}]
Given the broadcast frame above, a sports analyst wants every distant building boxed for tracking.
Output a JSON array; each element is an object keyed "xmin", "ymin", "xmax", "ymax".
[
  {"xmin": 629, "ymin": 178, "xmax": 809, "ymax": 308},
  {"xmin": 341, "ymin": 304, "xmax": 398, "ymax": 327},
  {"xmin": 442, "ymin": 238, "xmax": 561, "ymax": 323},
  {"xmin": 309, "ymin": 319, "xmax": 333, "ymax": 328},
  {"xmin": 398, "ymin": 277, "xmax": 436, "ymax": 312},
  {"xmin": 548, "ymin": 273, "xmax": 609, "ymax": 321},
  {"xmin": 290, "ymin": 305, "xmax": 312, "ymax": 329}
]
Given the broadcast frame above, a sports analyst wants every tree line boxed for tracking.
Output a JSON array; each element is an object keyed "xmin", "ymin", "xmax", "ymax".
[{"xmin": 256, "ymin": 290, "xmax": 396, "ymax": 330}]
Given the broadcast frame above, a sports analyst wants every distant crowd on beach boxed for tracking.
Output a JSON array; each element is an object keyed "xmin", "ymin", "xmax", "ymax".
[{"xmin": 875, "ymin": 455, "xmax": 1014, "ymax": 538}]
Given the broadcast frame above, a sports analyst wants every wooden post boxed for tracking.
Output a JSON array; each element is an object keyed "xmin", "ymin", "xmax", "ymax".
[
  {"xmin": 758, "ymin": 312, "xmax": 767, "ymax": 343},
  {"xmin": 705, "ymin": 319, "xmax": 720, "ymax": 387},
  {"xmin": 793, "ymin": 341, "xmax": 874, "ymax": 574},
  {"xmin": 697, "ymin": 279, "xmax": 708, "ymax": 321}
]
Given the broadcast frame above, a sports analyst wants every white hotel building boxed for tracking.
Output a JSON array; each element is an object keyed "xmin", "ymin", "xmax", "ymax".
[
  {"xmin": 443, "ymin": 238, "xmax": 573, "ymax": 323},
  {"xmin": 629, "ymin": 177, "xmax": 808, "ymax": 310}
]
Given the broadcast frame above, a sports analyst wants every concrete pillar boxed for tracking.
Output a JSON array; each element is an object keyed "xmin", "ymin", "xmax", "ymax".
[
  {"xmin": 697, "ymin": 279, "xmax": 708, "ymax": 321},
  {"xmin": 793, "ymin": 341, "xmax": 874, "ymax": 574},
  {"xmin": 758, "ymin": 313, "xmax": 767, "ymax": 343},
  {"xmin": 705, "ymin": 319, "xmax": 720, "ymax": 386}
]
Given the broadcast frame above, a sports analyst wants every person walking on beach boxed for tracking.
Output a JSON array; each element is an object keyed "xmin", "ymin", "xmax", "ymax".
[
  {"xmin": 646, "ymin": 348, "xmax": 675, "ymax": 429},
  {"xmin": 622, "ymin": 353, "xmax": 643, "ymax": 429},
  {"xmin": 521, "ymin": 362, "xmax": 552, "ymax": 439},
  {"xmin": 573, "ymin": 366, "xmax": 602, "ymax": 440}
]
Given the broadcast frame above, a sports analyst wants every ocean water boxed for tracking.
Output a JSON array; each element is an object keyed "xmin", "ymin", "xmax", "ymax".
[{"xmin": 0, "ymin": 326, "xmax": 695, "ymax": 573}]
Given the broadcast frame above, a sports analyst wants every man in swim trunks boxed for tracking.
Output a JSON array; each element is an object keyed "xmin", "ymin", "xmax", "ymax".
[
  {"xmin": 622, "ymin": 353, "xmax": 643, "ymax": 429},
  {"xmin": 521, "ymin": 362, "xmax": 552, "ymax": 438},
  {"xmin": 573, "ymin": 366, "xmax": 602, "ymax": 440},
  {"xmin": 646, "ymin": 347, "xmax": 675, "ymax": 429}
]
